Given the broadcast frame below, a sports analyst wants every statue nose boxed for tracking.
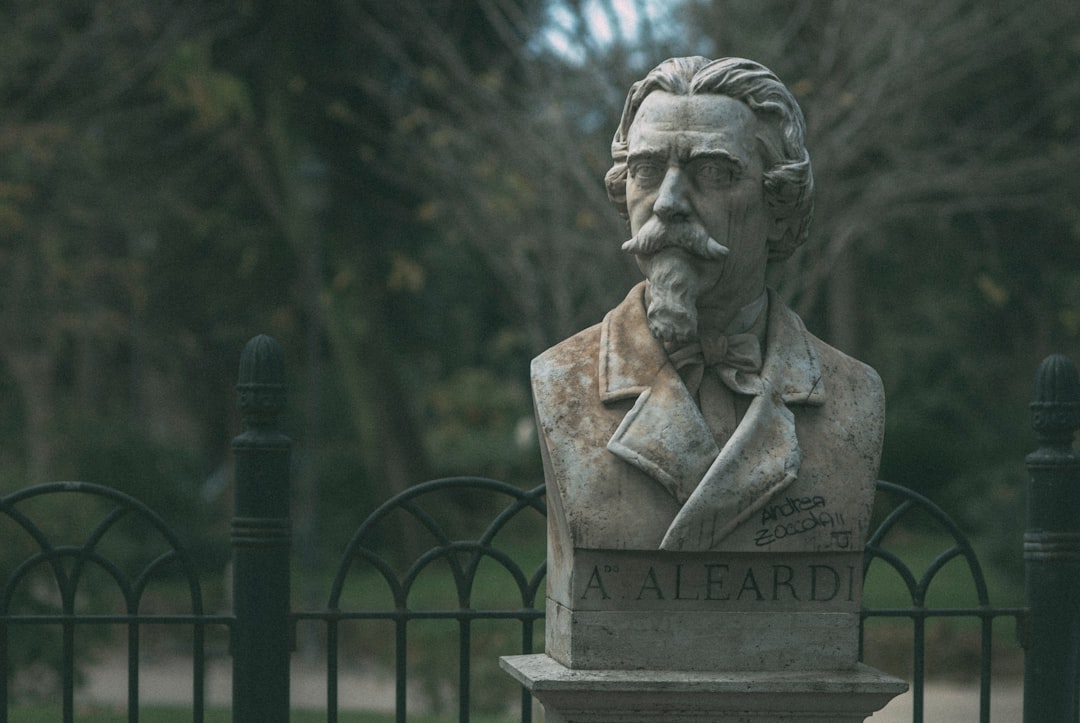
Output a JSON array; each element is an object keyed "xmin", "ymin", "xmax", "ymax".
[{"xmin": 653, "ymin": 168, "xmax": 691, "ymax": 222}]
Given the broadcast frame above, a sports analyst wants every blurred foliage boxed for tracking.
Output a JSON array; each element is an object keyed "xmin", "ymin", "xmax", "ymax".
[
  {"xmin": 678, "ymin": 0, "xmax": 1080, "ymax": 535},
  {"xmin": 1, "ymin": 0, "xmax": 1079, "ymax": 692}
]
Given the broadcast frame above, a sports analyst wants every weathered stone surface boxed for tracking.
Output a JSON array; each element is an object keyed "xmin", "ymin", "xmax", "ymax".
[
  {"xmin": 556, "ymin": 550, "xmax": 864, "ymax": 611},
  {"xmin": 533, "ymin": 56, "xmax": 883, "ymax": 559},
  {"xmin": 547, "ymin": 605, "xmax": 860, "ymax": 672},
  {"xmin": 533, "ymin": 285, "xmax": 883, "ymax": 555},
  {"xmin": 545, "ymin": 549, "xmax": 863, "ymax": 671},
  {"xmin": 513, "ymin": 55, "xmax": 902, "ymax": 721},
  {"xmin": 500, "ymin": 654, "xmax": 908, "ymax": 723}
]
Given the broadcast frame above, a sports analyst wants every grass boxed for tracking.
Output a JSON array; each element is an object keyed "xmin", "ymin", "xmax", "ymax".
[
  {"xmin": 863, "ymin": 528, "xmax": 1024, "ymax": 609},
  {"xmin": 860, "ymin": 528, "xmax": 1026, "ymax": 682}
]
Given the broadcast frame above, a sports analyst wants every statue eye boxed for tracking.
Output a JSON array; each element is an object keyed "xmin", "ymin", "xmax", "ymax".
[
  {"xmin": 695, "ymin": 160, "xmax": 735, "ymax": 187},
  {"xmin": 630, "ymin": 161, "xmax": 663, "ymax": 184}
]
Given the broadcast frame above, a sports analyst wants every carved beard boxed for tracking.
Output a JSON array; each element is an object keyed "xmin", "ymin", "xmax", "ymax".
[
  {"xmin": 630, "ymin": 196, "xmax": 769, "ymax": 344},
  {"xmin": 640, "ymin": 248, "xmax": 702, "ymax": 344},
  {"xmin": 626, "ymin": 216, "xmax": 730, "ymax": 344}
]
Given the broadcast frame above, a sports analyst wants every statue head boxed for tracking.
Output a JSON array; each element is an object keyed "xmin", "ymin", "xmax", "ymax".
[{"xmin": 605, "ymin": 57, "xmax": 813, "ymax": 263}]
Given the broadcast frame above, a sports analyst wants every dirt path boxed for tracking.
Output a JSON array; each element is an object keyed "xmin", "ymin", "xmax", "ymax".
[
  {"xmin": 80, "ymin": 651, "xmax": 424, "ymax": 714},
  {"xmin": 873, "ymin": 681, "xmax": 1023, "ymax": 722},
  {"xmin": 80, "ymin": 652, "xmax": 1022, "ymax": 720}
]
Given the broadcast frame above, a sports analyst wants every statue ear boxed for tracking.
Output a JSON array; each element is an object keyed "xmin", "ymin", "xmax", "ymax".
[
  {"xmin": 765, "ymin": 212, "xmax": 787, "ymax": 244},
  {"xmin": 769, "ymin": 213, "xmax": 787, "ymax": 239},
  {"xmin": 765, "ymin": 215, "xmax": 796, "ymax": 262}
]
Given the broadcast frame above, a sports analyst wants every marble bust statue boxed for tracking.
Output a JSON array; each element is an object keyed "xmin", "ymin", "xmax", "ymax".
[{"xmin": 531, "ymin": 56, "xmax": 885, "ymax": 556}]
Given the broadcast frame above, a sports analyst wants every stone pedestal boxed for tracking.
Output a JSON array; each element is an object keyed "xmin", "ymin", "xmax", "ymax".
[
  {"xmin": 500, "ymin": 654, "xmax": 907, "ymax": 723},
  {"xmin": 547, "ymin": 550, "xmax": 867, "ymax": 672}
]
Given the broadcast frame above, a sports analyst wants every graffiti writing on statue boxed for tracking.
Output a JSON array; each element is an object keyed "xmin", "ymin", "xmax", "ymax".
[{"xmin": 752, "ymin": 496, "xmax": 853, "ymax": 548}]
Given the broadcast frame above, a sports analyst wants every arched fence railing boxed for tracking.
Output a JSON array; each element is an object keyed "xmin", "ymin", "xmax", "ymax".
[
  {"xmin": 861, "ymin": 480, "xmax": 1026, "ymax": 723},
  {"xmin": 2, "ymin": 336, "xmax": 1079, "ymax": 723},
  {"xmin": 0, "ymin": 476, "xmax": 1032, "ymax": 723},
  {"xmin": 293, "ymin": 476, "xmax": 547, "ymax": 723},
  {"xmin": 0, "ymin": 481, "xmax": 232, "ymax": 723}
]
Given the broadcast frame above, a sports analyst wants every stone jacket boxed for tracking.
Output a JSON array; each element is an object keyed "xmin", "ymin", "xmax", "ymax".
[{"xmin": 531, "ymin": 282, "xmax": 884, "ymax": 554}]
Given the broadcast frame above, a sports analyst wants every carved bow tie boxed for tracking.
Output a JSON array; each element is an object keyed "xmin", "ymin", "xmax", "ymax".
[
  {"xmin": 700, "ymin": 333, "xmax": 762, "ymax": 372},
  {"xmin": 668, "ymin": 333, "xmax": 764, "ymax": 397}
]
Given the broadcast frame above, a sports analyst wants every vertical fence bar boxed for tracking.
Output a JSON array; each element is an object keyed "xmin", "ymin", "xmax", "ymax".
[
  {"xmin": 192, "ymin": 620, "xmax": 206, "ymax": 723},
  {"xmin": 1024, "ymin": 354, "xmax": 1080, "ymax": 723},
  {"xmin": 458, "ymin": 618, "xmax": 470, "ymax": 723},
  {"xmin": 0, "ymin": 623, "xmax": 7, "ymax": 723},
  {"xmin": 912, "ymin": 615, "xmax": 925, "ymax": 723},
  {"xmin": 62, "ymin": 610, "xmax": 75, "ymax": 722},
  {"xmin": 979, "ymin": 614, "xmax": 992, "ymax": 723},
  {"xmin": 520, "ymin": 618, "xmax": 534, "ymax": 723},
  {"xmin": 232, "ymin": 335, "xmax": 292, "ymax": 723},
  {"xmin": 128, "ymin": 622, "xmax": 139, "ymax": 723},
  {"xmin": 396, "ymin": 618, "xmax": 408, "ymax": 723},
  {"xmin": 327, "ymin": 619, "xmax": 339, "ymax": 723}
]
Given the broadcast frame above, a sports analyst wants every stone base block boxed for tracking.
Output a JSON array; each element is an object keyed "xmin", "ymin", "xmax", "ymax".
[
  {"xmin": 548, "ymin": 599, "xmax": 859, "ymax": 671},
  {"xmin": 500, "ymin": 654, "xmax": 907, "ymax": 723}
]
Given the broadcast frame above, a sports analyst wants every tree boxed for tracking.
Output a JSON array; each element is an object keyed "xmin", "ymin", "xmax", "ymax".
[
  {"xmin": 679, "ymin": 0, "xmax": 1080, "ymax": 513},
  {"xmin": 4, "ymin": 0, "xmax": 1075, "ymax": 542},
  {"xmin": 0, "ymin": 0, "xmax": 220, "ymax": 482}
]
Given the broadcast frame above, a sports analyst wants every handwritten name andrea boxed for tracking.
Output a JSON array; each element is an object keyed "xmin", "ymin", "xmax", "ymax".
[
  {"xmin": 759, "ymin": 495, "xmax": 827, "ymax": 523},
  {"xmin": 754, "ymin": 508, "xmax": 851, "ymax": 548}
]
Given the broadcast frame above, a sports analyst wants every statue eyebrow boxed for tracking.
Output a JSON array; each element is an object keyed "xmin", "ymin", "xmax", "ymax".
[
  {"xmin": 626, "ymin": 148, "xmax": 668, "ymax": 165},
  {"xmin": 687, "ymin": 149, "xmax": 746, "ymax": 173},
  {"xmin": 626, "ymin": 148, "xmax": 747, "ymax": 175}
]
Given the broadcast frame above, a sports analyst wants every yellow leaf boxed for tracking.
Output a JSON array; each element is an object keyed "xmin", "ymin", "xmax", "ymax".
[
  {"xmin": 976, "ymin": 273, "xmax": 1009, "ymax": 306},
  {"xmin": 387, "ymin": 253, "xmax": 425, "ymax": 293}
]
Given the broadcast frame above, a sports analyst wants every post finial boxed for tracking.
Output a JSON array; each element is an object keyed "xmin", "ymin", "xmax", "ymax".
[
  {"xmin": 1031, "ymin": 354, "xmax": 1080, "ymax": 447},
  {"xmin": 237, "ymin": 334, "xmax": 286, "ymax": 428}
]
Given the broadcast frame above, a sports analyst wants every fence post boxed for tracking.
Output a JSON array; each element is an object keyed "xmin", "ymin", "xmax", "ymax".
[
  {"xmin": 232, "ymin": 335, "xmax": 292, "ymax": 722},
  {"xmin": 1024, "ymin": 353, "xmax": 1080, "ymax": 722}
]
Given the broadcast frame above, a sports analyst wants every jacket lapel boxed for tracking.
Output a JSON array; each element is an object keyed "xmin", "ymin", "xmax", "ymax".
[
  {"xmin": 602, "ymin": 284, "xmax": 719, "ymax": 505},
  {"xmin": 761, "ymin": 288, "xmax": 826, "ymax": 405},
  {"xmin": 600, "ymin": 284, "xmax": 827, "ymax": 540},
  {"xmin": 660, "ymin": 386, "xmax": 800, "ymax": 550},
  {"xmin": 661, "ymin": 290, "xmax": 826, "ymax": 550}
]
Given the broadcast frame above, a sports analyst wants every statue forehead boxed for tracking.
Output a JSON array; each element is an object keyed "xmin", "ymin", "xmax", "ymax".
[{"xmin": 627, "ymin": 92, "xmax": 758, "ymax": 159}]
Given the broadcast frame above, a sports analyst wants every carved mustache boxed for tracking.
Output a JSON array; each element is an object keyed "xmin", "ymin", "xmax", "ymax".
[{"xmin": 621, "ymin": 218, "xmax": 730, "ymax": 261}]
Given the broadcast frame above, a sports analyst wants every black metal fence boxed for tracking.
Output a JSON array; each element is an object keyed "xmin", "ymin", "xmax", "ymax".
[
  {"xmin": 861, "ymin": 481, "xmax": 1025, "ymax": 723},
  {"xmin": 293, "ymin": 476, "xmax": 546, "ymax": 723},
  {"xmin": 2, "ymin": 335, "xmax": 1079, "ymax": 722},
  {"xmin": 0, "ymin": 481, "xmax": 232, "ymax": 722}
]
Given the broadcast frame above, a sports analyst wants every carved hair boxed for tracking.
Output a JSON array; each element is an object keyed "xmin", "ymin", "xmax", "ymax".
[{"xmin": 605, "ymin": 57, "xmax": 814, "ymax": 261}]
